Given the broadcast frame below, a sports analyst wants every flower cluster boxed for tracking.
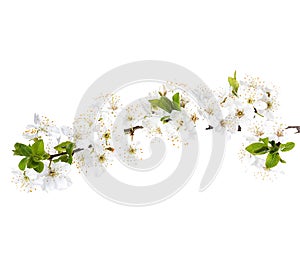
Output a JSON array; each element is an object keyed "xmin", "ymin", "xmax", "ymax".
[
  {"xmin": 12, "ymin": 114, "xmax": 74, "ymax": 192},
  {"xmin": 144, "ymin": 72, "xmax": 297, "ymax": 180}
]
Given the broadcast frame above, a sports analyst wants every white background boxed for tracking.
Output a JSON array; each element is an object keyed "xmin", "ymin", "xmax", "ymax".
[{"xmin": 1, "ymin": 1, "xmax": 300, "ymax": 263}]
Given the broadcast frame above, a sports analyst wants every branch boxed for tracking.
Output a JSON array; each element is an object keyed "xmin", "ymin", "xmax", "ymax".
[
  {"xmin": 49, "ymin": 148, "xmax": 84, "ymax": 160},
  {"xmin": 286, "ymin": 126, "xmax": 300, "ymax": 134},
  {"xmin": 124, "ymin": 126, "xmax": 144, "ymax": 134},
  {"xmin": 124, "ymin": 125, "xmax": 144, "ymax": 141},
  {"xmin": 205, "ymin": 125, "xmax": 242, "ymax": 131}
]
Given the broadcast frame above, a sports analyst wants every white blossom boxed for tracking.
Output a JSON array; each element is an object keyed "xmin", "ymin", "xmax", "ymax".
[
  {"xmin": 11, "ymin": 169, "xmax": 43, "ymax": 192},
  {"xmin": 214, "ymin": 114, "xmax": 239, "ymax": 134},
  {"xmin": 41, "ymin": 162, "xmax": 72, "ymax": 191},
  {"xmin": 255, "ymin": 92, "xmax": 279, "ymax": 121},
  {"xmin": 61, "ymin": 126, "xmax": 73, "ymax": 141},
  {"xmin": 23, "ymin": 113, "xmax": 60, "ymax": 140}
]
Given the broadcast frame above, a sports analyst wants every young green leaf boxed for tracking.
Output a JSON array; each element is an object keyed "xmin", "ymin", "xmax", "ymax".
[
  {"xmin": 160, "ymin": 116, "xmax": 171, "ymax": 124},
  {"xmin": 280, "ymin": 158, "xmax": 287, "ymax": 163},
  {"xmin": 172, "ymin": 102, "xmax": 181, "ymax": 111},
  {"xmin": 18, "ymin": 157, "xmax": 28, "ymax": 171},
  {"xmin": 53, "ymin": 154, "xmax": 73, "ymax": 164},
  {"xmin": 149, "ymin": 93, "xmax": 182, "ymax": 113},
  {"xmin": 148, "ymin": 99, "xmax": 160, "ymax": 109},
  {"xmin": 34, "ymin": 162, "xmax": 44, "ymax": 173},
  {"xmin": 159, "ymin": 96, "xmax": 174, "ymax": 113},
  {"xmin": 54, "ymin": 141, "xmax": 73, "ymax": 153},
  {"xmin": 245, "ymin": 143, "xmax": 269, "ymax": 155},
  {"xmin": 280, "ymin": 142, "xmax": 295, "ymax": 152},
  {"xmin": 31, "ymin": 139, "xmax": 46, "ymax": 156},
  {"xmin": 228, "ymin": 70, "xmax": 239, "ymax": 97},
  {"xmin": 67, "ymin": 155, "xmax": 73, "ymax": 165},
  {"xmin": 53, "ymin": 155, "xmax": 67, "ymax": 163},
  {"xmin": 66, "ymin": 142, "xmax": 74, "ymax": 156},
  {"xmin": 265, "ymin": 153, "xmax": 280, "ymax": 169},
  {"xmin": 172, "ymin": 93, "xmax": 181, "ymax": 111},
  {"xmin": 41, "ymin": 153, "xmax": 50, "ymax": 160},
  {"xmin": 27, "ymin": 157, "xmax": 41, "ymax": 169},
  {"xmin": 269, "ymin": 144, "xmax": 279, "ymax": 154},
  {"xmin": 172, "ymin": 92, "xmax": 180, "ymax": 105},
  {"xmin": 13, "ymin": 143, "xmax": 32, "ymax": 157},
  {"xmin": 149, "ymin": 97, "xmax": 173, "ymax": 113},
  {"xmin": 259, "ymin": 137, "xmax": 269, "ymax": 146}
]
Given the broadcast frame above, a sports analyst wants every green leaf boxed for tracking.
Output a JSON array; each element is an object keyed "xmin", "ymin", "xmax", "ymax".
[
  {"xmin": 18, "ymin": 157, "xmax": 28, "ymax": 171},
  {"xmin": 53, "ymin": 154, "xmax": 73, "ymax": 164},
  {"xmin": 58, "ymin": 155, "xmax": 69, "ymax": 163},
  {"xmin": 149, "ymin": 93, "xmax": 182, "ymax": 113},
  {"xmin": 27, "ymin": 157, "xmax": 40, "ymax": 169},
  {"xmin": 159, "ymin": 96, "xmax": 174, "ymax": 113},
  {"xmin": 67, "ymin": 155, "xmax": 73, "ymax": 165},
  {"xmin": 172, "ymin": 92, "xmax": 180, "ymax": 104},
  {"xmin": 149, "ymin": 93, "xmax": 181, "ymax": 113},
  {"xmin": 228, "ymin": 70, "xmax": 239, "ymax": 96},
  {"xmin": 269, "ymin": 144, "xmax": 279, "ymax": 154},
  {"xmin": 259, "ymin": 137, "xmax": 269, "ymax": 146},
  {"xmin": 280, "ymin": 142, "xmax": 295, "ymax": 152},
  {"xmin": 160, "ymin": 116, "xmax": 171, "ymax": 124},
  {"xmin": 31, "ymin": 139, "xmax": 46, "ymax": 156},
  {"xmin": 245, "ymin": 143, "xmax": 269, "ymax": 155},
  {"xmin": 33, "ymin": 162, "xmax": 44, "ymax": 173},
  {"xmin": 265, "ymin": 153, "xmax": 280, "ymax": 168},
  {"xmin": 172, "ymin": 93, "xmax": 181, "ymax": 110},
  {"xmin": 54, "ymin": 141, "xmax": 73, "ymax": 153},
  {"xmin": 13, "ymin": 143, "xmax": 32, "ymax": 156},
  {"xmin": 66, "ymin": 142, "xmax": 74, "ymax": 156},
  {"xmin": 41, "ymin": 153, "xmax": 50, "ymax": 160},
  {"xmin": 149, "ymin": 97, "xmax": 173, "ymax": 113},
  {"xmin": 148, "ymin": 99, "xmax": 160, "ymax": 109},
  {"xmin": 172, "ymin": 101, "xmax": 181, "ymax": 111},
  {"xmin": 280, "ymin": 158, "xmax": 286, "ymax": 163}
]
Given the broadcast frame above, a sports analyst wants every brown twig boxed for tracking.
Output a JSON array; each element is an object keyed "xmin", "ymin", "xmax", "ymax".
[
  {"xmin": 124, "ymin": 126, "xmax": 144, "ymax": 141},
  {"xmin": 286, "ymin": 126, "xmax": 300, "ymax": 134},
  {"xmin": 49, "ymin": 148, "xmax": 84, "ymax": 160}
]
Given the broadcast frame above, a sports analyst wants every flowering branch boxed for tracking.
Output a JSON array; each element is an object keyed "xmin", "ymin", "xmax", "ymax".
[
  {"xmin": 148, "ymin": 71, "xmax": 297, "ymax": 174},
  {"xmin": 11, "ymin": 70, "xmax": 299, "ymax": 192}
]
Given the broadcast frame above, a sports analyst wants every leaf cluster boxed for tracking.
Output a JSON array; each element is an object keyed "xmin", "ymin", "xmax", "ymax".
[
  {"xmin": 52, "ymin": 141, "xmax": 75, "ymax": 165},
  {"xmin": 245, "ymin": 137, "xmax": 295, "ymax": 169},
  {"xmin": 149, "ymin": 92, "xmax": 181, "ymax": 113},
  {"xmin": 13, "ymin": 139, "xmax": 49, "ymax": 173}
]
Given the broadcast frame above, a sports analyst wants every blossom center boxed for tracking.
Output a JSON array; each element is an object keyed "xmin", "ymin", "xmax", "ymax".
[
  {"xmin": 103, "ymin": 131, "xmax": 111, "ymax": 140},
  {"xmin": 276, "ymin": 130, "xmax": 284, "ymax": 138},
  {"xmin": 129, "ymin": 146, "xmax": 136, "ymax": 154},
  {"xmin": 247, "ymin": 98, "xmax": 254, "ymax": 104},
  {"xmin": 191, "ymin": 113, "xmax": 199, "ymax": 124},
  {"xmin": 267, "ymin": 101, "xmax": 272, "ymax": 109},
  {"xmin": 236, "ymin": 109, "xmax": 245, "ymax": 119},
  {"xmin": 99, "ymin": 154, "xmax": 106, "ymax": 163},
  {"xmin": 49, "ymin": 170, "xmax": 58, "ymax": 177},
  {"xmin": 23, "ymin": 175, "xmax": 30, "ymax": 182},
  {"xmin": 205, "ymin": 108, "xmax": 214, "ymax": 116},
  {"xmin": 155, "ymin": 127, "xmax": 162, "ymax": 134}
]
